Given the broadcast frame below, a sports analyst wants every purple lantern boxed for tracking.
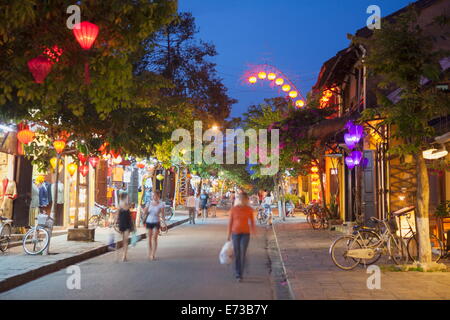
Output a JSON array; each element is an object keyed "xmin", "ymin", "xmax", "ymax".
[
  {"xmin": 345, "ymin": 156, "xmax": 356, "ymax": 170},
  {"xmin": 344, "ymin": 121, "xmax": 363, "ymax": 149},
  {"xmin": 345, "ymin": 151, "xmax": 363, "ymax": 169},
  {"xmin": 344, "ymin": 133, "xmax": 356, "ymax": 150}
]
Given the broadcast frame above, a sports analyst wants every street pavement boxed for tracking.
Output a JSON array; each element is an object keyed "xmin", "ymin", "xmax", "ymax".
[
  {"xmin": 273, "ymin": 216, "xmax": 450, "ymax": 300},
  {"xmin": 0, "ymin": 214, "xmax": 274, "ymax": 300}
]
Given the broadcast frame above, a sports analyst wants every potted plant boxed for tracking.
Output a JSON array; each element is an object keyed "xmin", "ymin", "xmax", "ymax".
[{"xmin": 328, "ymin": 194, "xmax": 343, "ymax": 225}]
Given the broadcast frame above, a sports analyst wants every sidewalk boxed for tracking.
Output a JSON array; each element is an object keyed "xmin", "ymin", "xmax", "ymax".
[
  {"xmin": 272, "ymin": 216, "xmax": 450, "ymax": 300},
  {"xmin": 0, "ymin": 212, "xmax": 189, "ymax": 293}
]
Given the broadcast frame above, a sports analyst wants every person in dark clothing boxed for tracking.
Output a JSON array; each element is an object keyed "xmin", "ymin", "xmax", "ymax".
[
  {"xmin": 117, "ymin": 192, "xmax": 133, "ymax": 262},
  {"xmin": 200, "ymin": 191, "xmax": 209, "ymax": 222}
]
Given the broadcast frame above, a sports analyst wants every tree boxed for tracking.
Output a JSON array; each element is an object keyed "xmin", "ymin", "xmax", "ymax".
[{"xmin": 354, "ymin": 8, "xmax": 450, "ymax": 265}]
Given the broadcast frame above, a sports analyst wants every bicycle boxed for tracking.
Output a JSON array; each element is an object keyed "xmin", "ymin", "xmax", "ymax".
[
  {"xmin": 89, "ymin": 203, "xmax": 114, "ymax": 229},
  {"xmin": 0, "ymin": 216, "xmax": 12, "ymax": 252},
  {"xmin": 22, "ymin": 214, "xmax": 52, "ymax": 255},
  {"xmin": 257, "ymin": 205, "xmax": 272, "ymax": 225},
  {"xmin": 330, "ymin": 215, "xmax": 407, "ymax": 270},
  {"xmin": 307, "ymin": 204, "xmax": 329, "ymax": 230}
]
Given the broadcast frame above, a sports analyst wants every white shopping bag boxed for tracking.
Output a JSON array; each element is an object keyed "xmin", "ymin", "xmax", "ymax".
[{"xmin": 219, "ymin": 241, "xmax": 233, "ymax": 265}]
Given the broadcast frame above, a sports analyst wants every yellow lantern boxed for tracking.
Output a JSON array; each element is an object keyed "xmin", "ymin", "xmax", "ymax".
[
  {"xmin": 295, "ymin": 100, "xmax": 305, "ymax": 108},
  {"xmin": 156, "ymin": 174, "xmax": 164, "ymax": 181},
  {"xmin": 311, "ymin": 173, "xmax": 320, "ymax": 180},
  {"xmin": 282, "ymin": 84, "xmax": 291, "ymax": 92},
  {"xmin": 50, "ymin": 157, "xmax": 63, "ymax": 170},
  {"xmin": 267, "ymin": 73, "xmax": 276, "ymax": 81},
  {"xmin": 248, "ymin": 76, "xmax": 257, "ymax": 84},
  {"xmin": 53, "ymin": 139, "xmax": 66, "ymax": 154},
  {"xmin": 275, "ymin": 78, "xmax": 284, "ymax": 86},
  {"xmin": 35, "ymin": 175, "xmax": 45, "ymax": 184},
  {"xmin": 258, "ymin": 71, "xmax": 267, "ymax": 80},
  {"xmin": 67, "ymin": 162, "xmax": 78, "ymax": 176},
  {"xmin": 311, "ymin": 166, "xmax": 319, "ymax": 173},
  {"xmin": 289, "ymin": 90, "xmax": 298, "ymax": 98},
  {"xmin": 311, "ymin": 180, "xmax": 320, "ymax": 187}
]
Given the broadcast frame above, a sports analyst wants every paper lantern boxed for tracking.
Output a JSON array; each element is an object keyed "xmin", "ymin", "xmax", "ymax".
[
  {"xmin": 77, "ymin": 152, "xmax": 87, "ymax": 164},
  {"xmin": 50, "ymin": 157, "xmax": 61, "ymax": 170},
  {"xmin": 311, "ymin": 166, "xmax": 319, "ymax": 173},
  {"xmin": 67, "ymin": 163, "xmax": 77, "ymax": 176},
  {"xmin": 79, "ymin": 164, "xmax": 89, "ymax": 177},
  {"xmin": 267, "ymin": 73, "xmax": 276, "ymax": 81},
  {"xmin": 113, "ymin": 155, "xmax": 122, "ymax": 164},
  {"xmin": 258, "ymin": 72, "xmax": 267, "ymax": 80},
  {"xmin": 28, "ymin": 56, "xmax": 52, "ymax": 83},
  {"xmin": 248, "ymin": 76, "xmax": 257, "ymax": 84},
  {"xmin": 295, "ymin": 100, "xmax": 305, "ymax": 108},
  {"xmin": 156, "ymin": 174, "xmax": 165, "ymax": 181},
  {"xmin": 17, "ymin": 125, "xmax": 35, "ymax": 145},
  {"xmin": 89, "ymin": 156, "xmax": 99, "ymax": 168},
  {"xmin": 137, "ymin": 163, "xmax": 145, "ymax": 169},
  {"xmin": 53, "ymin": 139, "xmax": 66, "ymax": 154},
  {"xmin": 282, "ymin": 84, "xmax": 291, "ymax": 92},
  {"xmin": 289, "ymin": 91, "xmax": 298, "ymax": 99},
  {"xmin": 311, "ymin": 173, "xmax": 320, "ymax": 180},
  {"xmin": 73, "ymin": 21, "xmax": 99, "ymax": 50},
  {"xmin": 275, "ymin": 78, "xmax": 284, "ymax": 86}
]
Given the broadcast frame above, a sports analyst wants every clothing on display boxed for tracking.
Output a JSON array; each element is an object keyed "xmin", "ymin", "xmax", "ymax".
[
  {"xmin": 0, "ymin": 178, "xmax": 17, "ymax": 219},
  {"xmin": 51, "ymin": 182, "xmax": 64, "ymax": 204},
  {"xmin": 38, "ymin": 183, "xmax": 50, "ymax": 207}
]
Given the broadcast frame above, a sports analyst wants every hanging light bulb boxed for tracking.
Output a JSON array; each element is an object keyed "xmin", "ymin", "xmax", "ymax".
[
  {"xmin": 258, "ymin": 71, "xmax": 267, "ymax": 79},
  {"xmin": 295, "ymin": 100, "xmax": 305, "ymax": 108},
  {"xmin": 248, "ymin": 76, "xmax": 257, "ymax": 84},
  {"xmin": 275, "ymin": 78, "xmax": 284, "ymax": 86},
  {"xmin": 267, "ymin": 73, "xmax": 276, "ymax": 81},
  {"xmin": 282, "ymin": 84, "xmax": 291, "ymax": 92},
  {"xmin": 289, "ymin": 91, "xmax": 298, "ymax": 98}
]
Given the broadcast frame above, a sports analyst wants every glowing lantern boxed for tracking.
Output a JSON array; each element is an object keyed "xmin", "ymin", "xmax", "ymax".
[
  {"xmin": 53, "ymin": 139, "xmax": 66, "ymax": 154},
  {"xmin": 88, "ymin": 156, "xmax": 99, "ymax": 168},
  {"xmin": 28, "ymin": 56, "xmax": 52, "ymax": 83},
  {"xmin": 50, "ymin": 157, "xmax": 62, "ymax": 170},
  {"xmin": 113, "ymin": 155, "xmax": 122, "ymax": 164},
  {"xmin": 248, "ymin": 76, "xmax": 257, "ymax": 84},
  {"xmin": 289, "ymin": 91, "xmax": 298, "ymax": 98},
  {"xmin": 156, "ymin": 174, "xmax": 165, "ymax": 181},
  {"xmin": 267, "ymin": 73, "xmax": 276, "ymax": 81},
  {"xmin": 311, "ymin": 166, "xmax": 319, "ymax": 173},
  {"xmin": 192, "ymin": 170, "xmax": 197, "ymax": 175},
  {"xmin": 311, "ymin": 180, "xmax": 320, "ymax": 186},
  {"xmin": 137, "ymin": 163, "xmax": 145, "ymax": 169},
  {"xmin": 258, "ymin": 72, "xmax": 267, "ymax": 79},
  {"xmin": 73, "ymin": 21, "xmax": 99, "ymax": 50},
  {"xmin": 17, "ymin": 124, "xmax": 35, "ymax": 145},
  {"xmin": 345, "ymin": 151, "xmax": 363, "ymax": 170},
  {"xmin": 67, "ymin": 163, "xmax": 78, "ymax": 177},
  {"xmin": 78, "ymin": 152, "xmax": 87, "ymax": 164},
  {"xmin": 36, "ymin": 175, "xmax": 45, "ymax": 184},
  {"xmin": 110, "ymin": 149, "xmax": 120, "ymax": 159},
  {"xmin": 295, "ymin": 100, "xmax": 305, "ymax": 108},
  {"xmin": 79, "ymin": 164, "xmax": 89, "ymax": 177},
  {"xmin": 282, "ymin": 84, "xmax": 291, "ymax": 92},
  {"xmin": 311, "ymin": 173, "xmax": 320, "ymax": 180},
  {"xmin": 275, "ymin": 78, "xmax": 284, "ymax": 86}
]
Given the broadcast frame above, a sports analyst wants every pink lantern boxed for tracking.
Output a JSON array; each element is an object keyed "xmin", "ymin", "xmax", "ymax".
[
  {"xmin": 28, "ymin": 56, "xmax": 52, "ymax": 83},
  {"xmin": 89, "ymin": 156, "xmax": 100, "ymax": 168}
]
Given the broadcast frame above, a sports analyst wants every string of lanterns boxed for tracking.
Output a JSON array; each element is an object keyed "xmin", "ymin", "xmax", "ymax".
[
  {"xmin": 245, "ymin": 64, "xmax": 305, "ymax": 108},
  {"xmin": 344, "ymin": 121, "xmax": 366, "ymax": 170}
]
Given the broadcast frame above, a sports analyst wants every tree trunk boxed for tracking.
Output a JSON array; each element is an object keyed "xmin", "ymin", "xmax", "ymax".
[{"xmin": 415, "ymin": 153, "xmax": 432, "ymax": 264}]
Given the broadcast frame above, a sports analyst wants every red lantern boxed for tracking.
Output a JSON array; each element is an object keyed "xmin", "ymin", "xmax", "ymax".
[
  {"xmin": 28, "ymin": 56, "xmax": 52, "ymax": 83},
  {"xmin": 77, "ymin": 152, "xmax": 87, "ymax": 164},
  {"xmin": 53, "ymin": 139, "xmax": 66, "ymax": 154},
  {"xmin": 110, "ymin": 149, "xmax": 120, "ymax": 159},
  {"xmin": 137, "ymin": 163, "xmax": 145, "ymax": 169},
  {"xmin": 80, "ymin": 164, "xmax": 89, "ymax": 177},
  {"xmin": 73, "ymin": 22, "xmax": 99, "ymax": 50},
  {"xmin": 89, "ymin": 156, "xmax": 99, "ymax": 168},
  {"xmin": 17, "ymin": 123, "xmax": 35, "ymax": 145}
]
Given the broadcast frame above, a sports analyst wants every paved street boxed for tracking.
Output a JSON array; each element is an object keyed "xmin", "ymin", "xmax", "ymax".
[
  {"xmin": 0, "ymin": 215, "xmax": 274, "ymax": 300},
  {"xmin": 274, "ymin": 217, "xmax": 450, "ymax": 300}
]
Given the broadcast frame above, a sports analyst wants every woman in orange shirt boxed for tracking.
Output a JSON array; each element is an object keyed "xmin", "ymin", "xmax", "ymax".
[{"xmin": 227, "ymin": 192, "xmax": 256, "ymax": 282}]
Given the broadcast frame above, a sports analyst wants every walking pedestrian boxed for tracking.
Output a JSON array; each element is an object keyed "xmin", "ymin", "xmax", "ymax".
[
  {"xmin": 142, "ymin": 191, "xmax": 165, "ymax": 260},
  {"xmin": 117, "ymin": 193, "xmax": 134, "ymax": 262},
  {"xmin": 186, "ymin": 192, "xmax": 196, "ymax": 224},
  {"xmin": 227, "ymin": 192, "xmax": 255, "ymax": 282},
  {"xmin": 200, "ymin": 191, "xmax": 209, "ymax": 222},
  {"xmin": 210, "ymin": 193, "xmax": 218, "ymax": 217}
]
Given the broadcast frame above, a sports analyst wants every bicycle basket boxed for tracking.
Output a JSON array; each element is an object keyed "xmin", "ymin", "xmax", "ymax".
[
  {"xmin": 387, "ymin": 217, "xmax": 398, "ymax": 232},
  {"xmin": 37, "ymin": 214, "xmax": 54, "ymax": 228}
]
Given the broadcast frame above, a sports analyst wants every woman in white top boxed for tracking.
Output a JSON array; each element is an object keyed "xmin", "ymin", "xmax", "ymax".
[{"xmin": 142, "ymin": 191, "xmax": 165, "ymax": 260}]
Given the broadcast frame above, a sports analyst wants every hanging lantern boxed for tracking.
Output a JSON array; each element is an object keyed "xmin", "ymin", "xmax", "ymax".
[
  {"xmin": 28, "ymin": 56, "xmax": 53, "ymax": 83},
  {"xmin": 282, "ymin": 84, "xmax": 291, "ymax": 92},
  {"xmin": 345, "ymin": 156, "xmax": 356, "ymax": 170},
  {"xmin": 17, "ymin": 124, "xmax": 35, "ymax": 145},
  {"xmin": 267, "ymin": 73, "xmax": 276, "ymax": 81},
  {"xmin": 248, "ymin": 76, "xmax": 257, "ymax": 84},
  {"xmin": 53, "ymin": 139, "xmax": 66, "ymax": 154},
  {"xmin": 311, "ymin": 180, "xmax": 320, "ymax": 187},
  {"xmin": 311, "ymin": 173, "xmax": 320, "ymax": 180},
  {"xmin": 275, "ymin": 78, "xmax": 284, "ymax": 86},
  {"xmin": 258, "ymin": 71, "xmax": 267, "ymax": 80},
  {"xmin": 50, "ymin": 157, "xmax": 62, "ymax": 170},
  {"xmin": 295, "ymin": 100, "xmax": 305, "ymax": 108},
  {"xmin": 113, "ymin": 155, "xmax": 123, "ymax": 165},
  {"xmin": 110, "ymin": 149, "xmax": 120, "ymax": 159},
  {"xmin": 192, "ymin": 170, "xmax": 197, "ymax": 175},
  {"xmin": 79, "ymin": 164, "xmax": 89, "ymax": 177},
  {"xmin": 156, "ymin": 174, "xmax": 165, "ymax": 181},
  {"xmin": 137, "ymin": 162, "xmax": 145, "ymax": 169},
  {"xmin": 73, "ymin": 21, "xmax": 99, "ymax": 50},
  {"xmin": 67, "ymin": 163, "xmax": 78, "ymax": 177},
  {"xmin": 77, "ymin": 152, "xmax": 87, "ymax": 164},
  {"xmin": 289, "ymin": 91, "xmax": 298, "ymax": 99},
  {"xmin": 89, "ymin": 156, "xmax": 99, "ymax": 168},
  {"xmin": 311, "ymin": 166, "xmax": 319, "ymax": 173}
]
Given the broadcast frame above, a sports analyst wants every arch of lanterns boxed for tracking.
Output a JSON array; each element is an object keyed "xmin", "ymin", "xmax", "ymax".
[{"xmin": 244, "ymin": 64, "xmax": 306, "ymax": 108}]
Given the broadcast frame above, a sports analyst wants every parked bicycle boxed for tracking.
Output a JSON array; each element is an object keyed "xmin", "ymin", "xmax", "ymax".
[
  {"xmin": 330, "ymin": 215, "xmax": 407, "ymax": 270},
  {"xmin": 89, "ymin": 202, "xmax": 114, "ymax": 229},
  {"xmin": 22, "ymin": 214, "xmax": 53, "ymax": 255},
  {"xmin": 304, "ymin": 203, "xmax": 329, "ymax": 230},
  {"xmin": 0, "ymin": 215, "xmax": 12, "ymax": 252}
]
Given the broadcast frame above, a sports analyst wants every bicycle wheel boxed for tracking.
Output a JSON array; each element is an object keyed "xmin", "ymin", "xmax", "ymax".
[
  {"xmin": 0, "ymin": 224, "xmax": 11, "ymax": 252},
  {"xmin": 357, "ymin": 230, "xmax": 382, "ymax": 265},
  {"xmin": 388, "ymin": 235, "xmax": 408, "ymax": 265},
  {"xmin": 310, "ymin": 212, "xmax": 322, "ymax": 230},
  {"xmin": 330, "ymin": 235, "xmax": 362, "ymax": 270},
  {"xmin": 407, "ymin": 235, "xmax": 443, "ymax": 263},
  {"xmin": 89, "ymin": 215, "xmax": 100, "ymax": 229},
  {"xmin": 23, "ymin": 227, "xmax": 50, "ymax": 255}
]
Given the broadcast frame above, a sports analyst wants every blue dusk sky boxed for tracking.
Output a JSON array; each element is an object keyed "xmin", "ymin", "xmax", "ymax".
[{"xmin": 178, "ymin": 0, "xmax": 414, "ymax": 119}]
